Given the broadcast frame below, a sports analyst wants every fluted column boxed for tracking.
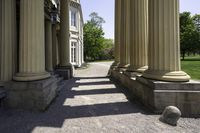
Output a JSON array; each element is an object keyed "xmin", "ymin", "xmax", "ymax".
[
  {"xmin": 128, "ymin": 0, "xmax": 148, "ymax": 73},
  {"xmin": 52, "ymin": 24, "xmax": 58, "ymax": 68},
  {"xmin": 45, "ymin": 20, "xmax": 53, "ymax": 72},
  {"xmin": 143, "ymin": 0, "xmax": 190, "ymax": 82},
  {"xmin": 59, "ymin": 0, "xmax": 71, "ymax": 67},
  {"xmin": 57, "ymin": 30, "xmax": 61, "ymax": 65},
  {"xmin": 112, "ymin": 0, "xmax": 121, "ymax": 66},
  {"xmin": 118, "ymin": 0, "xmax": 129, "ymax": 68},
  {"xmin": 125, "ymin": 0, "xmax": 130, "ymax": 66},
  {"xmin": 13, "ymin": 0, "xmax": 50, "ymax": 81},
  {"xmin": 0, "ymin": 0, "xmax": 16, "ymax": 85}
]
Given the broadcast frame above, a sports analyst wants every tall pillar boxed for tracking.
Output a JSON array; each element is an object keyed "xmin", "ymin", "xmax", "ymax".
[
  {"xmin": 57, "ymin": 30, "xmax": 61, "ymax": 65},
  {"xmin": 0, "ymin": 0, "xmax": 16, "ymax": 86},
  {"xmin": 143, "ymin": 0, "xmax": 190, "ymax": 82},
  {"xmin": 118, "ymin": 0, "xmax": 129, "ymax": 68},
  {"xmin": 13, "ymin": 0, "xmax": 50, "ymax": 81},
  {"xmin": 45, "ymin": 20, "xmax": 53, "ymax": 72},
  {"xmin": 125, "ymin": 0, "xmax": 130, "ymax": 66},
  {"xmin": 56, "ymin": 0, "xmax": 73, "ymax": 79},
  {"xmin": 112, "ymin": 0, "xmax": 121, "ymax": 67},
  {"xmin": 81, "ymin": 44, "xmax": 84, "ymax": 64},
  {"xmin": 52, "ymin": 24, "xmax": 58, "ymax": 68},
  {"xmin": 59, "ymin": 0, "xmax": 71, "ymax": 67},
  {"xmin": 128, "ymin": 0, "xmax": 148, "ymax": 73}
]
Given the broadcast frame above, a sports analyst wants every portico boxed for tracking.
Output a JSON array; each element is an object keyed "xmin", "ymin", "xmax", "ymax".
[
  {"xmin": 111, "ymin": 0, "xmax": 200, "ymax": 117},
  {"xmin": 0, "ymin": 0, "xmax": 75, "ymax": 110},
  {"xmin": 1, "ymin": 0, "xmax": 200, "ymax": 116}
]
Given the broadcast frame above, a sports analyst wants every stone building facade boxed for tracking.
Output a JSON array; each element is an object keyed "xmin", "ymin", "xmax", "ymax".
[
  {"xmin": 69, "ymin": 0, "xmax": 84, "ymax": 67},
  {"xmin": 0, "ymin": 0, "xmax": 83, "ymax": 110}
]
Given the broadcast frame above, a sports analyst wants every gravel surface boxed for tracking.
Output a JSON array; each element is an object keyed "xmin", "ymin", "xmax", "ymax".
[{"xmin": 0, "ymin": 61, "xmax": 200, "ymax": 133}]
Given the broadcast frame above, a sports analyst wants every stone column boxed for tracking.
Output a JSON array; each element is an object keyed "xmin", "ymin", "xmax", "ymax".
[
  {"xmin": 81, "ymin": 44, "xmax": 84, "ymax": 64},
  {"xmin": 59, "ymin": 0, "xmax": 71, "ymax": 67},
  {"xmin": 118, "ymin": 0, "xmax": 129, "ymax": 68},
  {"xmin": 57, "ymin": 30, "xmax": 61, "ymax": 65},
  {"xmin": 143, "ymin": 0, "xmax": 190, "ymax": 82},
  {"xmin": 45, "ymin": 20, "xmax": 53, "ymax": 72},
  {"xmin": 112, "ymin": 0, "xmax": 121, "ymax": 67},
  {"xmin": 128, "ymin": 0, "xmax": 148, "ymax": 73},
  {"xmin": 125, "ymin": 0, "xmax": 130, "ymax": 66},
  {"xmin": 0, "ymin": 0, "xmax": 16, "ymax": 86},
  {"xmin": 52, "ymin": 24, "xmax": 58, "ymax": 68},
  {"xmin": 13, "ymin": 0, "xmax": 50, "ymax": 81}
]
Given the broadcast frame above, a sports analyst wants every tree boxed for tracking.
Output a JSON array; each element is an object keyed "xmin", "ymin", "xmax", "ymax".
[
  {"xmin": 180, "ymin": 12, "xmax": 196, "ymax": 60},
  {"xmin": 100, "ymin": 39, "xmax": 114, "ymax": 60},
  {"xmin": 83, "ymin": 12, "xmax": 105, "ymax": 61},
  {"xmin": 89, "ymin": 12, "xmax": 105, "ymax": 28},
  {"xmin": 193, "ymin": 14, "xmax": 200, "ymax": 32},
  {"xmin": 192, "ymin": 14, "xmax": 200, "ymax": 54}
]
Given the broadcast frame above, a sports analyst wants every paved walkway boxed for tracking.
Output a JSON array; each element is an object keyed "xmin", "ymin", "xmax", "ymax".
[{"xmin": 0, "ymin": 62, "xmax": 200, "ymax": 133}]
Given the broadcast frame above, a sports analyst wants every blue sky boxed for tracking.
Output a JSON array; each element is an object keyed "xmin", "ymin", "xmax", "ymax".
[{"xmin": 81, "ymin": 0, "xmax": 200, "ymax": 39}]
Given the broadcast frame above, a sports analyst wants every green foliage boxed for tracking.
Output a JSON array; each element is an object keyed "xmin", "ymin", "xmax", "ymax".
[
  {"xmin": 99, "ymin": 39, "xmax": 114, "ymax": 60},
  {"xmin": 83, "ymin": 12, "xmax": 114, "ymax": 61},
  {"xmin": 180, "ymin": 12, "xmax": 200, "ymax": 59},
  {"xmin": 180, "ymin": 12, "xmax": 195, "ymax": 59},
  {"xmin": 192, "ymin": 14, "xmax": 200, "ymax": 52},
  {"xmin": 89, "ymin": 12, "xmax": 105, "ymax": 28}
]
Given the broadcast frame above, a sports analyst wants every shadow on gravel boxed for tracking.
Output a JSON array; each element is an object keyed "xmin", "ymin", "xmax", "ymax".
[{"xmin": 0, "ymin": 76, "xmax": 152, "ymax": 133}]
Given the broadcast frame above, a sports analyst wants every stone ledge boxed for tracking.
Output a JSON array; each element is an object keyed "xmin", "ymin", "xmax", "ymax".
[
  {"xmin": 55, "ymin": 66, "xmax": 74, "ymax": 80},
  {"xmin": 0, "ymin": 87, "xmax": 6, "ymax": 98},
  {"xmin": 0, "ymin": 81, "xmax": 4, "ymax": 87},
  {"xmin": 110, "ymin": 69, "xmax": 200, "ymax": 117},
  {"xmin": 4, "ymin": 76, "xmax": 59, "ymax": 111}
]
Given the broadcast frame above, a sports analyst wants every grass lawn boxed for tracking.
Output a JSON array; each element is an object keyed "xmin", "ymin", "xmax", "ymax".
[
  {"xmin": 85, "ymin": 58, "xmax": 200, "ymax": 80},
  {"xmin": 90, "ymin": 60, "xmax": 114, "ymax": 63},
  {"xmin": 181, "ymin": 56, "xmax": 200, "ymax": 80}
]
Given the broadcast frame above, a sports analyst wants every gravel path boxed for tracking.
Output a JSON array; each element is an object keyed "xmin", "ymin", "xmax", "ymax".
[{"xmin": 0, "ymin": 61, "xmax": 200, "ymax": 133}]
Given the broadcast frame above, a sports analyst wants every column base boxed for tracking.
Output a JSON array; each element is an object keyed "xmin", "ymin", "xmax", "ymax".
[
  {"xmin": 143, "ymin": 70, "xmax": 190, "ymax": 82},
  {"xmin": 4, "ymin": 76, "xmax": 59, "ymax": 111},
  {"xmin": 111, "ymin": 61, "xmax": 120, "ymax": 67},
  {"xmin": 127, "ymin": 66, "xmax": 148, "ymax": 73},
  {"xmin": 110, "ymin": 61, "xmax": 120, "ymax": 71},
  {"xmin": 118, "ymin": 63, "xmax": 130, "ymax": 68},
  {"xmin": 123, "ymin": 71, "xmax": 142, "ymax": 78},
  {"xmin": 56, "ymin": 65, "xmax": 74, "ymax": 80},
  {"xmin": 118, "ymin": 63, "xmax": 130, "ymax": 72},
  {"xmin": 13, "ymin": 72, "xmax": 51, "ymax": 81}
]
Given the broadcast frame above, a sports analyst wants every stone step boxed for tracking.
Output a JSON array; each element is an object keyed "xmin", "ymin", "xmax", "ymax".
[
  {"xmin": 56, "ymin": 77, "xmax": 65, "ymax": 93},
  {"xmin": 0, "ymin": 87, "xmax": 6, "ymax": 99},
  {"xmin": 54, "ymin": 74, "xmax": 60, "ymax": 78},
  {"xmin": 0, "ymin": 87, "xmax": 6, "ymax": 107}
]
